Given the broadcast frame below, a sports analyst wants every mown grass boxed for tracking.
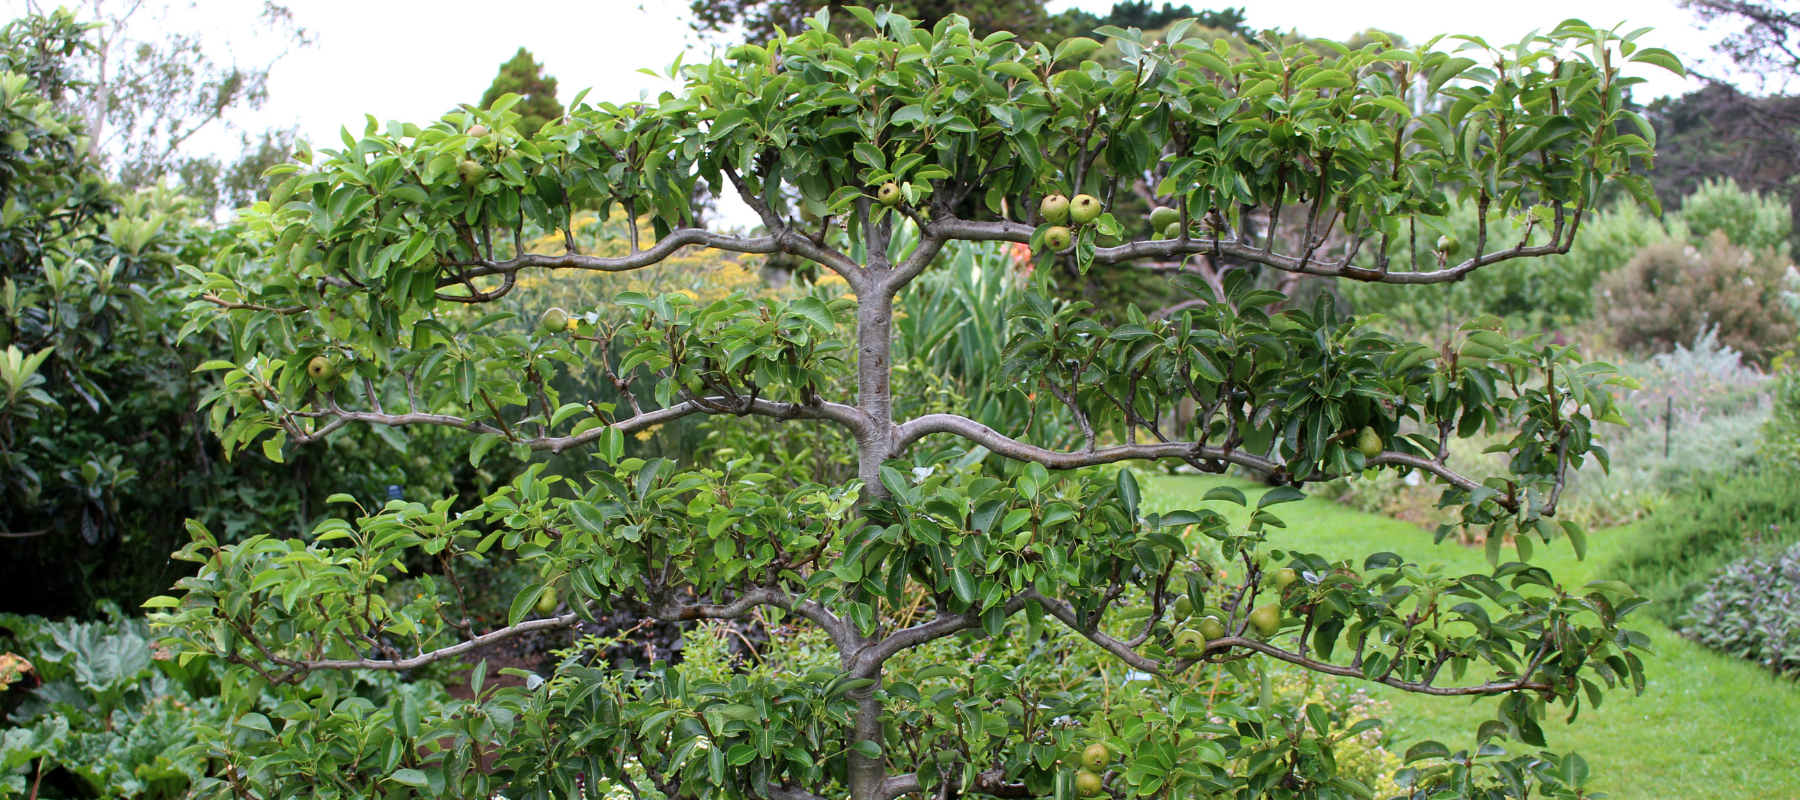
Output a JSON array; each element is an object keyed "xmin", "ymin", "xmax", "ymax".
[{"xmin": 1143, "ymin": 473, "xmax": 1800, "ymax": 800}]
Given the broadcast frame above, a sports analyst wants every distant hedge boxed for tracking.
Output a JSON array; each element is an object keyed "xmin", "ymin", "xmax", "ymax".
[{"xmin": 1607, "ymin": 467, "xmax": 1800, "ymax": 624}]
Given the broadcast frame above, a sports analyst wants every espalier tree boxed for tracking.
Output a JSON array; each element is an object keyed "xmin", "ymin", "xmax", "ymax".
[{"xmin": 153, "ymin": 11, "xmax": 1676, "ymax": 800}]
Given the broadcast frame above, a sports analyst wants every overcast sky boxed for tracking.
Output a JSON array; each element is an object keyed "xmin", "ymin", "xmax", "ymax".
[{"xmin": 10, "ymin": 0, "xmax": 1726, "ymax": 224}]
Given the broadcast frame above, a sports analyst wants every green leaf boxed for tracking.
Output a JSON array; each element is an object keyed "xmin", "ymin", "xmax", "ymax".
[
  {"xmin": 950, "ymin": 567, "xmax": 977, "ymax": 604},
  {"xmin": 1203, "ymin": 486, "xmax": 1247, "ymax": 506},
  {"xmin": 1562, "ymin": 520, "xmax": 1588, "ymax": 561},
  {"xmin": 566, "ymin": 501, "xmax": 607, "ymax": 535},
  {"xmin": 1117, "ymin": 469, "xmax": 1141, "ymax": 518},
  {"xmin": 1403, "ymin": 740, "xmax": 1449, "ymax": 763},
  {"xmin": 1628, "ymin": 47, "xmax": 1685, "ymax": 76},
  {"xmin": 389, "ymin": 769, "xmax": 430, "ymax": 788},
  {"xmin": 1053, "ymin": 37, "xmax": 1101, "ymax": 62},
  {"xmin": 1256, "ymin": 486, "xmax": 1306, "ymax": 509},
  {"xmin": 508, "ymin": 584, "xmax": 547, "ymax": 627}
]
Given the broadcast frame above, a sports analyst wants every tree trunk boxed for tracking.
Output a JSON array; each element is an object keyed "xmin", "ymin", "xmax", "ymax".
[{"xmin": 847, "ymin": 276, "xmax": 899, "ymax": 800}]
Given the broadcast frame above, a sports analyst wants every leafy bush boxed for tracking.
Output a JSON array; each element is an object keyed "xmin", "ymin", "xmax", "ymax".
[
  {"xmin": 1607, "ymin": 467, "xmax": 1800, "ymax": 623},
  {"xmin": 0, "ymin": 607, "xmax": 458, "ymax": 799},
  {"xmin": 1681, "ymin": 542, "xmax": 1800, "ymax": 677},
  {"xmin": 1594, "ymin": 232, "xmax": 1796, "ymax": 366},
  {"xmin": 1340, "ymin": 178, "xmax": 1792, "ymax": 338},
  {"xmin": 1767, "ymin": 369, "xmax": 1800, "ymax": 467},
  {"xmin": 0, "ymin": 606, "xmax": 221, "ymax": 799},
  {"xmin": 1667, "ymin": 177, "xmax": 1792, "ymax": 256},
  {"xmin": 0, "ymin": 11, "xmax": 481, "ymax": 617}
]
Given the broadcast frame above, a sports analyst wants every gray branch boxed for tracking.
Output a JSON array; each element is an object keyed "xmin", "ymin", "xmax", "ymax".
[
  {"xmin": 924, "ymin": 216, "xmax": 1576, "ymax": 285},
  {"xmin": 290, "ymin": 396, "xmax": 869, "ymax": 454}
]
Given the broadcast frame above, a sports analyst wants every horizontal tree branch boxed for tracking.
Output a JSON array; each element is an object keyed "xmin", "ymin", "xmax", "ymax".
[
  {"xmin": 892, "ymin": 413, "xmax": 1507, "ymax": 510},
  {"xmin": 924, "ymin": 216, "xmax": 1573, "ymax": 285},
  {"xmin": 200, "ymin": 293, "xmax": 307, "ymax": 315},
  {"xmin": 289, "ymin": 395, "xmax": 869, "ymax": 453},
  {"xmin": 856, "ymin": 593, "xmax": 1031, "ymax": 675},
  {"xmin": 265, "ymin": 586, "xmax": 829, "ymax": 673},
  {"xmin": 436, "ymin": 227, "xmax": 787, "ymax": 283},
  {"xmin": 1023, "ymin": 589, "xmax": 1552, "ymax": 697},
  {"xmin": 878, "ymin": 769, "xmax": 1036, "ymax": 800}
]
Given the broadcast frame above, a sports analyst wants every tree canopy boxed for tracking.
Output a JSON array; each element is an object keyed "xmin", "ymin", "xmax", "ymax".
[
  {"xmin": 153, "ymin": 11, "xmax": 1678, "ymax": 800},
  {"xmin": 480, "ymin": 47, "xmax": 564, "ymax": 138}
]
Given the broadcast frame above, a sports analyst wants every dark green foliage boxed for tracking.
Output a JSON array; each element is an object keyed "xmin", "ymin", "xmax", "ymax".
[
  {"xmin": 1768, "ymin": 369, "xmax": 1800, "ymax": 467},
  {"xmin": 1050, "ymin": 1, "xmax": 1249, "ymax": 41},
  {"xmin": 688, "ymin": 0, "xmax": 1055, "ymax": 43},
  {"xmin": 0, "ymin": 606, "xmax": 221, "ymax": 798},
  {"xmin": 1608, "ymin": 467, "xmax": 1800, "ymax": 624},
  {"xmin": 478, "ymin": 48, "xmax": 562, "ymax": 138},
  {"xmin": 0, "ymin": 11, "xmax": 481, "ymax": 618},
  {"xmin": 1682, "ymin": 542, "xmax": 1800, "ymax": 677},
  {"xmin": 686, "ymin": 0, "xmax": 1246, "ymax": 47}
]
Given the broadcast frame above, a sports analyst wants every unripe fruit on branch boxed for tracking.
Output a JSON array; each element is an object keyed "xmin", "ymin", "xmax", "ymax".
[
  {"xmin": 307, "ymin": 356, "xmax": 336, "ymax": 381},
  {"xmin": 1274, "ymin": 567, "xmax": 1298, "ymax": 590},
  {"xmin": 877, "ymin": 182, "xmax": 901, "ymax": 206},
  {"xmin": 1075, "ymin": 769, "xmax": 1103, "ymax": 796},
  {"xmin": 1069, "ymin": 194, "xmax": 1102, "ymax": 224},
  {"xmin": 1040, "ymin": 193, "xmax": 1070, "ymax": 224},
  {"xmin": 1436, "ymin": 234, "xmax": 1460, "ymax": 258},
  {"xmin": 1198, "ymin": 615, "xmax": 1227, "ymax": 641},
  {"xmin": 1249, "ymin": 603, "xmax": 1281, "ymax": 638},
  {"xmin": 1043, "ymin": 225, "xmax": 1072, "ymax": 251},
  {"xmin": 1149, "ymin": 205, "xmax": 1179, "ymax": 230},
  {"xmin": 468, "ymin": 124, "xmax": 489, "ymax": 138},
  {"xmin": 1357, "ymin": 426, "xmax": 1383, "ymax": 459},
  {"xmin": 1174, "ymin": 628, "xmax": 1204, "ymax": 651},
  {"xmin": 1164, "ymin": 222, "xmax": 1183, "ymax": 239},
  {"xmin": 1171, "ymin": 594, "xmax": 1193, "ymax": 620},
  {"xmin": 458, "ymin": 160, "xmax": 485, "ymax": 186},
  {"xmin": 539, "ymin": 307, "xmax": 569, "ymax": 334},
  {"xmin": 535, "ymin": 586, "xmax": 559, "ymax": 615},
  {"xmin": 1082, "ymin": 743, "xmax": 1109, "ymax": 769}
]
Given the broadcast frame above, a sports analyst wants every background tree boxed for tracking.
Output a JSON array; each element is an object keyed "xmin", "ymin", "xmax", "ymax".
[
  {"xmin": 480, "ymin": 47, "xmax": 563, "ymax": 138},
  {"xmin": 1646, "ymin": 1, "xmax": 1800, "ymax": 240},
  {"xmin": 1048, "ymin": 0, "xmax": 1248, "ymax": 42},
  {"xmin": 42, "ymin": 0, "xmax": 311, "ymax": 215},
  {"xmin": 0, "ymin": 9, "xmax": 470, "ymax": 618},
  {"xmin": 688, "ymin": 0, "xmax": 1055, "ymax": 43},
  {"xmin": 155, "ymin": 12, "xmax": 1671, "ymax": 800}
]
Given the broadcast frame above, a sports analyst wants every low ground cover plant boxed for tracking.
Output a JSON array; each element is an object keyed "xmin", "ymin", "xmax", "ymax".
[{"xmin": 1682, "ymin": 542, "xmax": 1800, "ymax": 677}]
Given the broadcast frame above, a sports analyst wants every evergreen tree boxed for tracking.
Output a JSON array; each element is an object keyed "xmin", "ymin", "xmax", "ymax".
[{"xmin": 479, "ymin": 47, "xmax": 562, "ymax": 137}]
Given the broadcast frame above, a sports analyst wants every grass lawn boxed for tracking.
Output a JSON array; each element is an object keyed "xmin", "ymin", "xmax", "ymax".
[{"xmin": 1143, "ymin": 473, "xmax": 1800, "ymax": 800}]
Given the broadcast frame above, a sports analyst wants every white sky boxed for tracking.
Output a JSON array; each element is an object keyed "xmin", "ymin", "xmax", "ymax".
[{"xmin": 10, "ymin": 0, "xmax": 1727, "ymax": 225}]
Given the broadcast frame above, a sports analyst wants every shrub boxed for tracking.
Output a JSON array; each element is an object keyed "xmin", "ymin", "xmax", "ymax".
[
  {"xmin": 1667, "ymin": 177, "xmax": 1792, "ymax": 256},
  {"xmin": 1681, "ymin": 542, "xmax": 1800, "ymax": 677},
  {"xmin": 1767, "ymin": 369, "xmax": 1800, "ymax": 467},
  {"xmin": 1607, "ymin": 467, "xmax": 1800, "ymax": 623},
  {"xmin": 0, "ymin": 607, "xmax": 221, "ymax": 799},
  {"xmin": 1594, "ymin": 232, "xmax": 1797, "ymax": 366}
]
